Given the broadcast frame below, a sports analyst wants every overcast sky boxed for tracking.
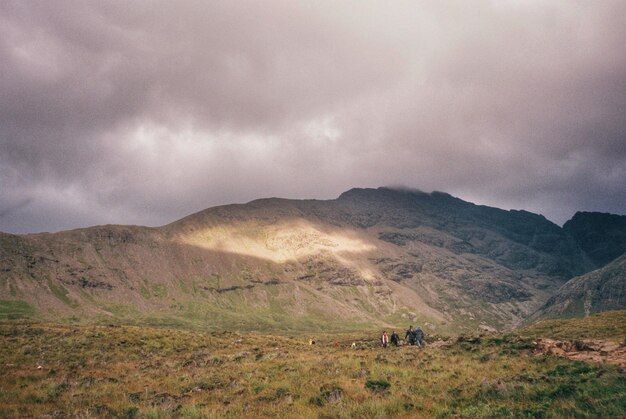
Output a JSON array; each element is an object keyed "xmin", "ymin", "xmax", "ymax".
[{"xmin": 1, "ymin": 0, "xmax": 625, "ymax": 234}]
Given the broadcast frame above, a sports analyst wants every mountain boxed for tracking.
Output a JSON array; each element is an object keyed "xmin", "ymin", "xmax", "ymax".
[
  {"xmin": 531, "ymin": 254, "xmax": 626, "ymax": 319},
  {"xmin": 0, "ymin": 187, "xmax": 599, "ymax": 333},
  {"xmin": 563, "ymin": 212, "xmax": 626, "ymax": 268}
]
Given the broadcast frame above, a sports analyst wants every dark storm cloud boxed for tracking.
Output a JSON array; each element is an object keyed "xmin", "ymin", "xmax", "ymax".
[{"xmin": 1, "ymin": 0, "xmax": 625, "ymax": 233}]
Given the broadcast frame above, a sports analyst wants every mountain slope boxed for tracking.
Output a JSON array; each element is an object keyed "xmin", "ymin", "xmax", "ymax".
[
  {"xmin": 531, "ymin": 254, "xmax": 626, "ymax": 320},
  {"xmin": 0, "ymin": 188, "xmax": 590, "ymax": 332},
  {"xmin": 563, "ymin": 211, "xmax": 626, "ymax": 268}
]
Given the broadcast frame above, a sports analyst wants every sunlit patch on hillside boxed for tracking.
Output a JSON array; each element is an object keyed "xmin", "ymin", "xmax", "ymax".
[{"xmin": 179, "ymin": 219, "xmax": 377, "ymax": 264}]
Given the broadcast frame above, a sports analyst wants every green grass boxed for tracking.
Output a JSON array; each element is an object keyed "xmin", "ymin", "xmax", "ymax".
[
  {"xmin": 139, "ymin": 282, "xmax": 169, "ymax": 299},
  {"xmin": 151, "ymin": 284, "xmax": 168, "ymax": 298},
  {"xmin": 100, "ymin": 303, "xmax": 140, "ymax": 318},
  {"xmin": 9, "ymin": 282, "xmax": 20, "ymax": 297},
  {"xmin": 521, "ymin": 310, "xmax": 626, "ymax": 341},
  {"xmin": 0, "ymin": 322, "xmax": 624, "ymax": 418},
  {"xmin": 47, "ymin": 281, "xmax": 79, "ymax": 308},
  {"xmin": 0, "ymin": 300, "xmax": 36, "ymax": 320},
  {"xmin": 140, "ymin": 284, "xmax": 151, "ymax": 299}
]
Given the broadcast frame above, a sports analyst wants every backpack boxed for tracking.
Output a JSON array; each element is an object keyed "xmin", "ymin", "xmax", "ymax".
[{"xmin": 415, "ymin": 328, "xmax": 423, "ymax": 340}]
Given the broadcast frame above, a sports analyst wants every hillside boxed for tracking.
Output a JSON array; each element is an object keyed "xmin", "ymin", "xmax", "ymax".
[
  {"xmin": 563, "ymin": 212, "xmax": 626, "ymax": 268},
  {"xmin": 522, "ymin": 309, "xmax": 626, "ymax": 341},
  {"xmin": 531, "ymin": 254, "xmax": 626, "ymax": 320},
  {"xmin": 0, "ymin": 187, "xmax": 600, "ymax": 333}
]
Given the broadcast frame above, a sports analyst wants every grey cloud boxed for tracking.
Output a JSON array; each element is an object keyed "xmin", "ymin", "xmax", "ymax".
[
  {"xmin": 1, "ymin": 0, "xmax": 625, "ymax": 233},
  {"xmin": 0, "ymin": 198, "xmax": 32, "ymax": 219}
]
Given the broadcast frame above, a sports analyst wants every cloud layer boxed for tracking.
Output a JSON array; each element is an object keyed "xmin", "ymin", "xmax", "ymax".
[{"xmin": 1, "ymin": 0, "xmax": 625, "ymax": 233}]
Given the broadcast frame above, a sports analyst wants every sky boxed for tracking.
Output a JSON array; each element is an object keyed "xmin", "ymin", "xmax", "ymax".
[{"xmin": 1, "ymin": 0, "xmax": 625, "ymax": 234}]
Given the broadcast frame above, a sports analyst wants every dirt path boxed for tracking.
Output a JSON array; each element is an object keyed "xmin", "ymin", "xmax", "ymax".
[{"xmin": 533, "ymin": 338, "xmax": 626, "ymax": 367}]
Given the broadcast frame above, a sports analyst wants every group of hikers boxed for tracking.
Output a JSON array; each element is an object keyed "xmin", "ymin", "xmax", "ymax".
[
  {"xmin": 307, "ymin": 325, "xmax": 424, "ymax": 348},
  {"xmin": 380, "ymin": 325, "xmax": 424, "ymax": 348}
]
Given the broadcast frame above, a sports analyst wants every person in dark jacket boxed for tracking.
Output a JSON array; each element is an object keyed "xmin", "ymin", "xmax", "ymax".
[
  {"xmin": 390, "ymin": 331, "xmax": 400, "ymax": 346},
  {"xmin": 414, "ymin": 326, "xmax": 424, "ymax": 348},
  {"xmin": 405, "ymin": 325, "xmax": 416, "ymax": 345}
]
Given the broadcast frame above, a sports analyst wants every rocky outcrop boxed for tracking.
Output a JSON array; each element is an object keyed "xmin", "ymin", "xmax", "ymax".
[{"xmin": 533, "ymin": 338, "xmax": 626, "ymax": 367}]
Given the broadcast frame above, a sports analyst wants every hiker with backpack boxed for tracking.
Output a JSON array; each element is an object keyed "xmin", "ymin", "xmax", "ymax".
[
  {"xmin": 405, "ymin": 325, "xmax": 416, "ymax": 345},
  {"xmin": 414, "ymin": 326, "xmax": 424, "ymax": 348}
]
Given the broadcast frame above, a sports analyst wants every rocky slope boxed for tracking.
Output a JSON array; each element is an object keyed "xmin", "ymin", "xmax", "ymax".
[
  {"xmin": 0, "ymin": 187, "xmax": 611, "ymax": 332},
  {"xmin": 531, "ymin": 254, "xmax": 626, "ymax": 320}
]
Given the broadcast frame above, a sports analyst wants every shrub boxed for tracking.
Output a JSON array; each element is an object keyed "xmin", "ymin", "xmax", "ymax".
[
  {"xmin": 365, "ymin": 379, "xmax": 391, "ymax": 394},
  {"xmin": 309, "ymin": 384, "xmax": 344, "ymax": 406}
]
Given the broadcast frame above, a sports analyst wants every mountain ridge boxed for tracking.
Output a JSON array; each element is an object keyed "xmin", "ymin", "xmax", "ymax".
[{"xmin": 1, "ymin": 187, "xmax": 624, "ymax": 332}]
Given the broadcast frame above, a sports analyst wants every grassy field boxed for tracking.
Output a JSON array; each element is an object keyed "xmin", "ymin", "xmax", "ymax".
[
  {"xmin": 1, "ymin": 314, "xmax": 625, "ymax": 418},
  {"xmin": 521, "ymin": 310, "xmax": 626, "ymax": 341}
]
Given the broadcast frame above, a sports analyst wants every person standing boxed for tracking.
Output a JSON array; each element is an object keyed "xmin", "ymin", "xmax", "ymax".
[
  {"xmin": 405, "ymin": 325, "xmax": 416, "ymax": 346},
  {"xmin": 390, "ymin": 331, "xmax": 400, "ymax": 346},
  {"xmin": 414, "ymin": 326, "xmax": 424, "ymax": 348},
  {"xmin": 381, "ymin": 331, "xmax": 389, "ymax": 347}
]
